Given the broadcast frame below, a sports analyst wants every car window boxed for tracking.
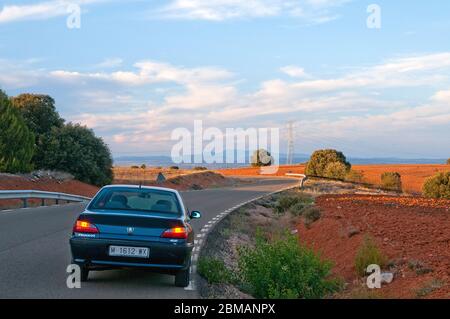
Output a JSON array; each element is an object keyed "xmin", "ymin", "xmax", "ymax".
[{"xmin": 88, "ymin": 187, "xmax": 181, "ymax": 216}]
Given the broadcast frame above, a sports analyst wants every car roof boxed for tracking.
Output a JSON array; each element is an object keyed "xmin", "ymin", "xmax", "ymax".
[{"xmin": 100, "ymin": 184, "xmax": 180, "ymax": 195}]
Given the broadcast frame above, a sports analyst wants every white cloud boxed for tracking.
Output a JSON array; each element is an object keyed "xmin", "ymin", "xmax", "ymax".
[
  {"xmin": 95, "ymin": 57, "xmax": 123, "ymax": 69},
  {"xmin": 1, "ymin": 52, "xmax": 450, "ymax": 157},
  {"xmin": 0, "ymin": 0, "xmax": 107, "ymax": 24},
  {"xmin": 157, "ymin": 0, "xmax": 351, "ymax": 22},
  {"xmin": 280, "ymin": 65, "xmax": 309, "ymax": 78}
]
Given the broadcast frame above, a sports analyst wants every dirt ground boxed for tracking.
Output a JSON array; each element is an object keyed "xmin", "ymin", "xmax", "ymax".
[
  {"xmin": 216, "ymin": 164, "xmax": 449, "ymax": 194},
  {"xmin": 0, "ymin": 173, "xmax": 99, "ymax": 209},
  {"xmin": 298, "ymin": 193, "xmax": 450, "ymax": 299}
]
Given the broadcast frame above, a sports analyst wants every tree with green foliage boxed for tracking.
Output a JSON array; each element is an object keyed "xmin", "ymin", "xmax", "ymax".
[
  {"xmin": 305, "ymin": 149, "xmax": 351, "ymax": 177},
  {"xmin": 324, "ymin": 161, "xmax": 348, "ymax": 180},
  {"xmin": 0, "ymin": 90, "xmax": 35, "ymax": 173},
  {"xmin": 251, "ymin": 149, "xmax": 273, "ymax": 167},
  {"xmin": 422, "ymin": 172, "xmax": 450, "ymax": 199},
  {"xmin": 11, "ymin": 94, "xmax": 64, "ymax": 168},
  {"xmin": 38, "ymin": 123, "xmax": 113, "ymax": 186}
]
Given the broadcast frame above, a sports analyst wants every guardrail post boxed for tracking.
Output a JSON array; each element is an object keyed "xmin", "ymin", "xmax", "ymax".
[{"xmin": 22, "ymin": 198, "xmax": 28, "ymax": 208}]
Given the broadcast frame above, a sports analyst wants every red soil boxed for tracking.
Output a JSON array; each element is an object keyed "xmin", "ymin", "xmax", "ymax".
[
  {"xmin": 0, "ymin": 174, "xmax": 99, "ymax": 209},
  {"xmin": 217, "ymin": 164, "xmax": 449, "ymax": 194},
  {"xmin": 297, "ymin": 194, "xmax": 450, "ymax": 298}
]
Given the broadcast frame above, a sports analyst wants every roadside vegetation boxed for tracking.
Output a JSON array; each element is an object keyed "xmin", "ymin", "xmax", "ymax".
[
  {"xmin": 380, "ymin": 172, "xmax": 402, "ymax": 192},
  {"xmin": 354, "ymin": 235, "xmax": 388, "ymax": 277},
  {"xmin": 422, "ymin": 172, "xmax": 450, "ymax": 199},
  {"xmin": 0, "ymin": 90, "xmax": 113, "ymax": 186},
  {"xmin": 198, "ymin": 189, "xmax": 342, "ymax": 299}
]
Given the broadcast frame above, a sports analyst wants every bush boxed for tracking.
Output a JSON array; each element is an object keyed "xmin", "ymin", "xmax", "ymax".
[
  {"xmin": 38, "ymin": 123, "xmax": 113, "ymax": 186},
  {"xmin": 170, "ymin": 166, "xmax": 179, "ymax": 170},
  {"xmin": 251, "ymin": 149, "xmax": 273, "ymax": 167},
  {"xmin": 306, "ymin": 149, "xmax": 351, "ymax": 178},
  {"xmin": 380, "ymin": 172, "xmax": 402, "ymax": 191},
  {"xmin": 303, "ymin": 207, "xmax": 321, "ymax": 226},
  {"xmin": 131, "ymin": 166, "xmax": 139, "ymax": 169},
  {"xmin": 354, "ymin": 235, "xmax": 387, "ymax": 277},
  {"xmin": 0, "ymin": 90, "xmax": 35, "ymax": 173},
  {"xmin": 140, "ymin": 164, "xmax": 146, "ymax": 169},
  {"xmin": 273, "ymin": 193, "xmax": 313, "ymax": 215},
  {"xmin": 422, "ymin": 172, "xmax": 450, "ymax": 199},
  {"xmin": 447, "ymin": 159, "xmax": 450, "ymax": 165},
  {"xmin": 345, "ymin": 170, "xmax": 364, "ymax": 183},
  {"xmin": 238, "ymin": 233, "xmax": 341, "ymax": 299},
  {"xmin": 324, "ymin": 162, "xmax": 348, "ymax": 180},
  {"xmin": 198, "ymin": 256, "xmax": 232, "ymax": 284},
  {"xmin": 193, "ymin": 166, "xmax": 208, "ymax": 171}
]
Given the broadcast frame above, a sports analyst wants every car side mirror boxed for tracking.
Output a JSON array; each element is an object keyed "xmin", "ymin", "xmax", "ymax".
[{"xmin": 190, "ymin": 211, "xmax": 201, "ymax": 219}]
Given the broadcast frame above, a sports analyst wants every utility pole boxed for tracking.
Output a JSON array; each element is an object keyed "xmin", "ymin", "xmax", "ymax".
[{"xmin": 287, "ymin": 121, "xmax": 294, "ymax": 165}]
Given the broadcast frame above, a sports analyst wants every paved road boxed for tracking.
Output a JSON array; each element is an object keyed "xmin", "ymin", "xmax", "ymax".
[{"xmin": 0, "ymin": 178, "xmax": 297, "ymax": 299}]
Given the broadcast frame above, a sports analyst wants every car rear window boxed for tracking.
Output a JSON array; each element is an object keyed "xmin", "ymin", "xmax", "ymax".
[{"xmin": 88, "ymin": 187, "xmax": 182, "ymax": 216}]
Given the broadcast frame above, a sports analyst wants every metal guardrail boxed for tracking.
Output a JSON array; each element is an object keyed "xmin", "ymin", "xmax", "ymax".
[
  {"xmin": 285, "ymin": 173, "xmax": 308, "ymax": 188},
  {"xmin": 0, "ymin": 190, "xmax": 92, "ymax": 208}
]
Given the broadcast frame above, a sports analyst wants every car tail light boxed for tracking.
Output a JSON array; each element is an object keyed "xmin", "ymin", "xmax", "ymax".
[
  {"xmin": 161, "ymin": 227, "xmax": 188, "ymax": 239},
  {"xmin": 73, "ymin": 220, "xmax": 99, "ymax": 234}
]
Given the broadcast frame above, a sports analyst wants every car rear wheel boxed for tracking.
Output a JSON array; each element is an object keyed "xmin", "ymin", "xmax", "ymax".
[
  {"xmin": 174, "ymin": 267, "xmax": 190, "ymax": 287},
  {"xmin": 80, "ymin": 266, "xmax": 89, "ymax": 282}
]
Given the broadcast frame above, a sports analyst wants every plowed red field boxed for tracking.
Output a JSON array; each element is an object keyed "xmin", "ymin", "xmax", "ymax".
[
  {"xmin": 217, "ymin": 164, "xmax": 449, "ymax": 194},
  {"xmin": 297, "ymin": 194, "xmax": 450, "ymax": 298}
]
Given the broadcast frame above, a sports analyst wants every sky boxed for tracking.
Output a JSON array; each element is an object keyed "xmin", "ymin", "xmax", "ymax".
[{"xmin": 0, "ymin": 0, "xmax": 449, "ymax": 159}]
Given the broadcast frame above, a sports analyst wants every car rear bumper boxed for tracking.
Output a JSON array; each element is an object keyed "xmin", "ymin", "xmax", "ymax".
[{"xmin": 70, "ymin": 237, "xmax": 193, "ymax": 271}]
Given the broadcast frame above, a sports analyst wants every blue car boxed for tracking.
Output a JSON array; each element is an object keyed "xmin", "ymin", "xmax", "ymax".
[{"xmin": 69, "ymin": 185, "xmax": 201, "ymax": 287}]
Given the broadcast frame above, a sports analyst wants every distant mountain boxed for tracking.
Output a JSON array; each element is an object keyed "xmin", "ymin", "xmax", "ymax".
[{"xmin": 113, "ymin": 154, "xmax": 446, "ymax": 167}]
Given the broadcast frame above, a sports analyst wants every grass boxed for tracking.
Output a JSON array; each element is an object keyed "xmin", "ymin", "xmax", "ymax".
[
  {"xmin": 198, "ymin": 256, "xmax": 233, "ymax": 285},
  {"xmin": 354, "ymin": 235, "xmax": 388, "ymax": 277},
  {"xmin": 415, "ymin": 279, "xmax": 444, "ymax": 298}
]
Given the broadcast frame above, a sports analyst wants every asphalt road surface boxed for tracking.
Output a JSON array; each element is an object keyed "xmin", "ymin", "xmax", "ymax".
[{"xmin": 0, "ymin": 178, "xmax": 297, "ymax": 299}]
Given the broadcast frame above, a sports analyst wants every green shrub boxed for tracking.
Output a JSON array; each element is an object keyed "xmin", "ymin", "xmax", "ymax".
[
  {"xmin": 193, "ymin": 166, "xmax": 208, "ymax": 171},
  {"xmin": 305, "ymin": 149, "xmax": 351, "ymax": 178},
  {"xmin": 303, "ymin": 207, "xmax": 321, "ymax": 226},
  {"xmin": 198, "ymin": 256, "xmax": 232, "ymax": 284},
  {"xmin": 170, "ymin": 166, "xmax": 179, "ymax": 170},
  {"xmin": 422, "ymin": 172, "xmax": 450, "ymax": 199},
  {"xmin": 354, "ymin": 236, "xmax": 387, "ymax": 277},
  {"xmin": 289, "ymin": 202, "xmax": 307, "ymax": 216},
  {"xmin": 380, "ymin": 172, "xmax": 402, "ymax": 191},
  {"xmin": 447, "ymin": 159, "xmax": 450, "ymax": 165},
  {"xmin": 140, "ymin": 164, "xmax": 146, "ymax": 169},
  {"xmin": 0, "ymin": 90, "xmax": 35, "ymax": 173},
  {"xmin": 273, "ymin": 193, "xmax": 313, "ymax": 215},
  {"xmin": 345, "ymin": 170, "xmax": 364, "ymax": 183},
  {"xmin": 238, "ymin": 233, "xmax": 341, "ymax": 299},
  {"xmin": 324, "ymin": 161, "xmax": 348, "ymax": 180}
]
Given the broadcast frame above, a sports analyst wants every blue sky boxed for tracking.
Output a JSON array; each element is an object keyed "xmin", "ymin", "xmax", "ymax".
[{"xmin": 0, "ymin": 0, "xmax": 449, "ymax": 158}]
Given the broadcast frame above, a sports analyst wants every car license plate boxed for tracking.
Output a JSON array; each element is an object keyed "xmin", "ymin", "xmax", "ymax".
[{"xmin": 109, "ymin": 246, "xmax": 149, "ymax": 258}]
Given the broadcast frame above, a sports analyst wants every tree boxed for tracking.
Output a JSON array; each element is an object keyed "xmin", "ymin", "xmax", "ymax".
[
  {"xmin": 305, "ymin": 149, "xmax": 351, "ymax": 177},
  {"xmin": 0, "ymin": 90, "xmax": 35, "ymax": 173},
  {"xmin": 422, "ymin": 172, "xmax": 450, "ymax": 199},
  {"xmin": 324, "ymin": 162, "xmax": 347, "ymax": 180},
  {"xmin": 447, "ymin": 158, "xmax": 450, "ymax": 165},
  {"xmin": 11, "ymin": 94, "xmax": 64, "ymax": 168},
  {"xmin": 38, "ymin": 123, "xmax": 113, "ymax": 186},
  {"xmin": 380, "ymin": 172, "xmax": 402, "ymax": 191},
  {"xmin": 251, "ymin": 149, "xmax": 273, "ymax": 167}
]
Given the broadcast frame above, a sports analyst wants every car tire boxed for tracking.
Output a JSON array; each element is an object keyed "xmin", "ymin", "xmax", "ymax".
[
  {"xmin": 80, "ymin": 266, "xmax": 89, "ymax": 282},
  {"xmin": 174, "ymin": 267, "xmax": 190, "ymax": 287}
]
